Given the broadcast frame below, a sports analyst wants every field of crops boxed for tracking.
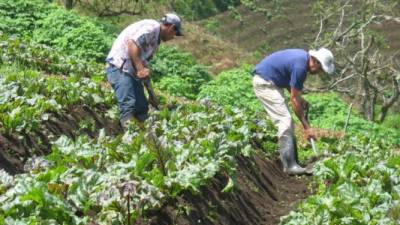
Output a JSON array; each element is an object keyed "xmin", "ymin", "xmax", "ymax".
[{"xmin": 0, "ymin": 1, "xmax": 399, "ymax": 225}]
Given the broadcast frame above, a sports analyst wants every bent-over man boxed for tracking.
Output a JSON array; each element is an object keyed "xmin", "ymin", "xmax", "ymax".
[{"xmin": 253, "ymin": 48, "xmax": 335, "ymax": 175}]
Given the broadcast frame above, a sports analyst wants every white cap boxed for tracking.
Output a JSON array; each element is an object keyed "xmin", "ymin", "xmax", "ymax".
[
  {"xmin": 161, "ymin": 13, "xmax": 183, "ymax": 36},
  {"xmin": 309, "ymin": 47, "xmax": 335, "ymax": 75}
]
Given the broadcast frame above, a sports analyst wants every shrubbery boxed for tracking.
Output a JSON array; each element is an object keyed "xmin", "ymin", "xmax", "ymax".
[
  {"xmin": 198, "ymin": 65, "xmax": 263, "ymax": 112},
  {"xmin": 172, "ymin": 0, "xmax": 240, "ymax": 20},
  {"xmin": 305, "ymin": 93, "xmax": 400, "ymax": 145},
  {"xmin": 0, "ymin": 0, "xmax": 56, "ymax": 36},
  {"xmin": 0, "ymin": 0, "xmax": 113, "ymax": 62},
  {"xmin": 33, "ymin": 9, "xmax": 113, "ymax": 61},
  {"xmin": 151, "ymin": 46, "xmax": 212, "ymax": 99}
]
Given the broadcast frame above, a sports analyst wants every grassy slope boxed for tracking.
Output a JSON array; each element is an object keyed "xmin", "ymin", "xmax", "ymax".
[
  {"xmin": 167, "ymin": 23, "xmax": 256, "ymax": 75},
  {"xmin": 207, "ymin": 0, "xmax": 400, "ymax": 56},
  {"xmin": 71, "ymin": 0, "xmax": 399, "ymax": 72},
  {"xmin": 208, "ymin": 0, "xmax": 316, "ymax": 55}
]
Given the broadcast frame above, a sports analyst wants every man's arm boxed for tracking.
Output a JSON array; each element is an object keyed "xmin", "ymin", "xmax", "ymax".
[
  {"xmin": 127, "ymin": 40, "xmax": 150, "ymax": 79},
  {"xmin": 127, "ymin": 39, "xmax": 159, "ymax": 109},
  {"xmin": 290, "ymin": 87, "xmax": 310, "ymax": 130},
  {"xmin": 291, "ymin": 87, "xmax": 317, "ymax": 140}
]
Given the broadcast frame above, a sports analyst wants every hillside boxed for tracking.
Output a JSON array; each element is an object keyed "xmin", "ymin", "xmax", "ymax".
[
  {"xmin": 201, "ymin": 0, "xmax": 400, "ymax": 57},
  {"xmin": 0, "ymin": 1, "xmax": 399, "ymax": 225}
]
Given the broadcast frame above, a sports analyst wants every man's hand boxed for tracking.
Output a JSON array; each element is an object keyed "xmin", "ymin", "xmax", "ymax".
[
  {"xmin": 137, "ymin": 67, "xmax": 150, "ymax": 79},
  {"xmin": 304, "ymin": 128, "xmax": 317, "ymax": 141}
]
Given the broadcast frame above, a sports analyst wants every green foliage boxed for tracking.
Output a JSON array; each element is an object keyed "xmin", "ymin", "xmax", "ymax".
[
  {"xmin": 32, "ymin": 9, "xmax": 113, "ymax": 61},
  {"xmin": 381, "ymin": 114, "xmax": 400, "ymax": 130},
  {"xmin": 202, "ymin": 18, "xmax": 220, "ymax": 34},
  {"xmin": 151, "ymin": 46, "xmax": 212, "ymax": 99},
  {"xmin": 305, "ymin": 93, "xmax": 400, "ymax": 145},
  {"xmin": 0, "ymin": 0, "xmax": 114, "ymax": 62},
  {"xmin": 0, "ymin": 101, "xmax": 276, "ymax": 224},
  {"xmin": 198, "ymin": 65, "xmax": 263, "ymax": 113},
  {"xmin": 0, "ymin": 66, "xmax": 115, "ymax": 134},
  {"xmin": 281, "ymin": 136, "xmax": 400, "ymax": 225},
  {"xmin": 228, "ymin": 5, "xmax": 244, "ymax": 24},
  {"xmin": 156, "ymin": 76, "xmax": 197, "ymax": 99},
  {"xmin": 282, "ymin": 93, "xmax": 400, "ymax": 224},
  {"xmin": 172, "ymin": 0, "xmax": 240, "ymax": 20},
  {"xmin": 0, "ymin": 0, "xmax": 56, "ymax": 36},
  {"xmin": 0, "ymin": 34, "xmax": 104, "ymax": 77}
]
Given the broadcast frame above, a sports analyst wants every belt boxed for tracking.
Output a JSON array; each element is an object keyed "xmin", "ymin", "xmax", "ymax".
[{"xmin": 107, "ymin": 59, "xmax": 127, "ymax": 71}]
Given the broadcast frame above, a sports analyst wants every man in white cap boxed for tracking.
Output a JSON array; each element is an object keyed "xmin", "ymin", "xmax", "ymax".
[
  {"xmin": 106, "ymin": 13, "xmax": 183, "ymax": 129},
  {"xmin": 253, "ymin": 48, "xmax": 335, "ymax": 175}
]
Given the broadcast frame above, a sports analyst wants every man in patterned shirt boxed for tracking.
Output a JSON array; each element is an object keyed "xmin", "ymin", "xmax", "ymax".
[{"xmin": 106, "ymin": 13, "xmax": 183, "ymax": 129}]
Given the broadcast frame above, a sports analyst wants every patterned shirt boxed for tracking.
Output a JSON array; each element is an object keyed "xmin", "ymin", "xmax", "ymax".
[{"xmin": 106, "ymin": 19, "xmax": 161, "ymax": 74}]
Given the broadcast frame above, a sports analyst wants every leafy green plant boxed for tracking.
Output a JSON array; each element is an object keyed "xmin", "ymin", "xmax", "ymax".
[
  {"xmin": 202, "ymin": 18, "xmax": 220, "ymax": 34},
  {"xmin": 0, "ymin": 34, "xmax": 105, "ymax": 77},
  {"xmin": 281, "ymin": 93, "xmax": 400, "ymax": 224},
  {"xmin": 198, "ymin": 65, "xmax": 263, "ymax": 113},
  {"xmin": 33, "ymin": 8, "xmax": 113, "ymax": 61},
  {"xmin": 304, "ymin": 93, "xmax": 400, "ymax": 145},
  {"xmin": 0, "ymin": 0, "xmax": 56, "ymax": 36},
  {"xmin": 281, "ymin": 136, "xmax": 400, "ymax": 225},
  {"xmin": 0, "ymin": 66, "xmax": 115, "ymax": 134},
  {"xmin": 151, "ymin": 46, "xmax": 212, "ymax": 99},
  {"xmin": 0, "ymin": 100, "xmax": 276, "ymax": 224},
  {"xmin": 171, "ymin": 0, "xmax": 239, "ymax": 20}
]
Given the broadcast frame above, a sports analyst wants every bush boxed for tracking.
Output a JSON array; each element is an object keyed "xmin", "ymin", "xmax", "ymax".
[
  {"xmin": 151, "ymin": 46, "xmax": 211, "ymax": 99},
  {"xmin": 172, "ymin": 0, "xmax": 239, "ymax": 20},
  {"xmin": 0, "ymin": 0, "xmax": 56, "ymax": 36},
  {"xmin": 33, "ymin": 9, "xmax": 113, "ymax": 61},
  {"xmin": 305, "ymin": 93, "xmax": 400, "ymax": 145},
  {"xmin": 198, "ymin": 65, "xmax": 263, "ymax": 112},
  {"xmin": 156, "ymin": 76, "xmax": 196, "ymax": 99}
]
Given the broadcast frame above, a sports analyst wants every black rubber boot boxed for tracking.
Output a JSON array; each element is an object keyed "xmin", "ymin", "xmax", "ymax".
[
  {"xmin": 293, "ymin": 136, "xmax": 300, "ymax": 164},
  {"xmin": 279, "ymin": 135, "xmax": 311, "ymax": 175}
]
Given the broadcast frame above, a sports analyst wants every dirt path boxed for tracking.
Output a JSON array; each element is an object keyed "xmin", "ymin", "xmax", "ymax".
[{"xmin": 142, "ymin": 153, "xmax": 311, "ymax": 225}]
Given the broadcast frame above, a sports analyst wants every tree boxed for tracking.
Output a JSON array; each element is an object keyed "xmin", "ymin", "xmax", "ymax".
[
  {"xmin": 61, "ymin": 0, "xmax": 145, "ymax": 16},
  {"xmin": 310, "ymin": 0, "xmax": 400, "ymax": 122}
]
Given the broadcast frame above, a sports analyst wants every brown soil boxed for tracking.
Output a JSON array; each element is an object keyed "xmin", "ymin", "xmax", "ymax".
[
  {"xmin": 0, "ymin": 105, "xmax": 122, "ymax": 174},
  {"xmin": 140, "ymin": 153, "xmax": 311, "ymax": 225}
]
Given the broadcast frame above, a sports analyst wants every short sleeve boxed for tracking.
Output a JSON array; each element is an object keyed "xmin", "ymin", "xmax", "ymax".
[
  {"xmin": 127, "ymin": 23, "xmax": 159, "ymax": 61},
  {"xmin": 134, "ymin": 34, "xmax": 148, "ymax": 49},
  {"xmin": 289, "ymin": 67, "xmax": 307, "ymax": 90}
]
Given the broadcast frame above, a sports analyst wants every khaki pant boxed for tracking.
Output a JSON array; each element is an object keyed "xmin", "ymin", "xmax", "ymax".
[{"xmin": 253, "ymin": 75, "xmax": 294, "ymax": 138}]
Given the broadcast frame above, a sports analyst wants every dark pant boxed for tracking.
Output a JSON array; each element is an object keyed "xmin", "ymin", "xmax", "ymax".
[{"xmin": 106, "ymin": 66, "xmax": 148, "ymax": 123}]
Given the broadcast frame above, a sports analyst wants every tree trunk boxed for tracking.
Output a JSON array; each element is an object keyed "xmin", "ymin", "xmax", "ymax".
[
  {"xmin": 379, "ymin": 78, "xmax": 400, "ymax": 122},
  {"xmin": 65, "ymin": 0, "xmax": 74, "ymax": 9}
]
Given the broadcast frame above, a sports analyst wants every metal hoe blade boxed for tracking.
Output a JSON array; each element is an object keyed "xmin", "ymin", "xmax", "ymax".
[{"xmin": 310, "ymin": 138, "xmax": 318, "ymax": 155}]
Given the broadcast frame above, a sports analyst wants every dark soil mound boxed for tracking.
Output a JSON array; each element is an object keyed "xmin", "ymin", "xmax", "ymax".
[
  {"xmin": 0, "ymin": 105, "xmax": 121, "ymax": 174},
  {"xmin": 142, "ymin": 153, "xmax": 310, "ymax": 225}
]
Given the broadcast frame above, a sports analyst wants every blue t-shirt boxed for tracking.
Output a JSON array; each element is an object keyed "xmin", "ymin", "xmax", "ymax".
[{"xmin": 254, "ymin": 49, "xmax": 310, "ymax": 90}]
